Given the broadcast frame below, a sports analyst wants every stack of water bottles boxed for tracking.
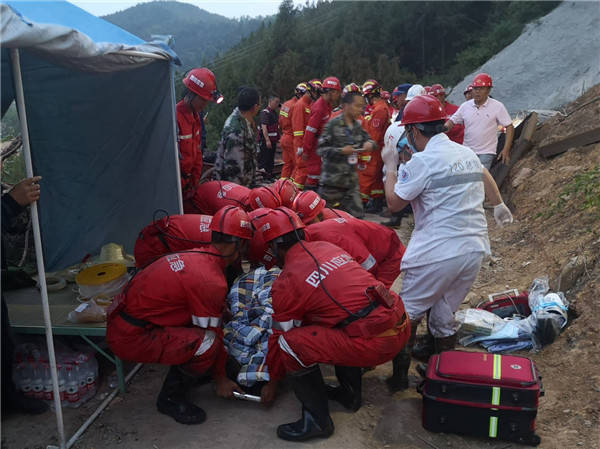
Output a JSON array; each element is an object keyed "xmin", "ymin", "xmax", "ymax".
[{"xmin": 12, "ymin": 343, "xmax": 98, "ymax": 409}]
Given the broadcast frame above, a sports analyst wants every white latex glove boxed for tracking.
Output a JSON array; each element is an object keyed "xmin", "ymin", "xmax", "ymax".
[
  {"xmin": 297, "ymin": 147, "xmax": 303, "ymax": 156},
  {"xmin": 381, "ymin": 143, "xmax": 399, "ymax": 174},
  {"xmin": 493, "ymin": 202, "xmax": 513, "ymax": 227}
]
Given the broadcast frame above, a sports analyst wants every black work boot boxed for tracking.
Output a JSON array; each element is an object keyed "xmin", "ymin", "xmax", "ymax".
[
  {"xmin": 386, "ymin": 320, "xmax": 419, "ymax": 393},
  {"xmin": 326, "ymin": 366, "xmax": 362, "ymax": 412},
  {"xmin": 156, "ymin": 366, "xmax": 206, "ymax": 425},
  {"xmin": 434, "ymin": 333, "xmax": 457, "ymax": 354},
  {"xmin": 412, "ymin": 332, "xmax": 435, "ymax": 362},
  {"xmin": 277, "ymin": 366, "xmax": 334, "ymax": 442},
  {"xmin": 382, "ymin": 212, "xmax": 403, "ymax": 228},
  {"xmin": 365, "ymin": 197, "xmax": 385, "ymax": 214}
]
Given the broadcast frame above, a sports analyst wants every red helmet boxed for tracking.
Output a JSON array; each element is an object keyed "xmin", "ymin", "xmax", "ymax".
[
  {"xmin": 362, "ymin": 79, "xmax": 381, "ymax": 96},
  {"xmin": 424, "ymin": 86, "xmax": 432, "ymax": 94},
  {"xmin": 307, "ymin": 79, "xmax": 323, "ymax": 93},
  {"xmin": 292, "ymin": 190, "xmax": 326, "ymax": 224},
  {"xmin": 430, "ymin": 84, "xmax": 445, "ymax": 96},
  {"xmin": 295, "ymin": 82, "xmax": 309, "ymax": 95},
  {"xmin": 248, "ymin": 186, "xmax": 281, "ymax": 210},
  {"xmin": 258, "ymin": 207, "xmax": 305, "ymax": 244},
  {"xmin": 381, "ymin": 90, "xmax": 391, "ymax": 101},
  {"xmin": 183, "ymin": 68, "xmax": 223, "ymax": 104},
  {"xmin": 271, "ymin": 179, "xmax": 298, "ymax": 208},
  {"xmin": 343, "ymin": 83, "xmax": 361, "ymax": 96},
  {"xmin": 247, "ymin": 208, "xmax": 276, "ymax": 267},
  {"xmin": 322, "ymin": 76, "xmax": 342, "ymax": 91},
  {"xmin": 210, "ymin": 206, "xmax": 253, "ymax": 240},
  {"xmin": 400, "ymin": 95, "xmax": 447, "ymax": 126},
  {"xmin": 472, "ymin": 73, "xmax": 493, "ymax": 88},
  {"xmin": 464, "ymin": 84, "xmax": 474, "ymax": 94}
]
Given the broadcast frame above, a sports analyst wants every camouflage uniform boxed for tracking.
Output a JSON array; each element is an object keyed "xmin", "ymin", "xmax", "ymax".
[
  {"xmin": 317, "ymin": 115, "xmax": 375, "ymax": 218},
  {"xmin": 215, "ymin": 107, "xmax": 259, "ymax": 187}
]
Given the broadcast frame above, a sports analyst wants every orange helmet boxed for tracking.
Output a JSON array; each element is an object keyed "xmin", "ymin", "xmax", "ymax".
[
  {"xmin": 257, "ymin": 207, "xmax": 305, "ymax": 244},
  {"xmin": 307, "ymin": 79, "xmax": 323, "ymax": 93},
  {"xmin": 472, "ymin": 73, "xmax": 493, "ymax": 88},
  {"xmin": 342, "ymin": 83, "xmax": 361, "ymax": 96},
  {"xmin": 362, "ymin": 79, "xmax": 381, "ymax": 96},
  {"xmin": 183, "ymin": 68, "xmax": 223, "ymax": 104},
  {"xmin": 210, "ymin": 206, "xmax": 253, "ymax": 240},
  {"xmin": 322, "ymin": 76, "xmax": 342, "ymax": 91},
  {"xmin": 292, "ymin": 190, "xmax": 326, "ymax": 224},
  {"xmin": 271, "ymin": 179, "xmax": 298, "ymax": 208},
  {"xmin": 247, "ymin": 186, "xmax": 281, "ymax": 210},
  {"xmin": 430, "ymin": 84, "xmax": 445, "ymax": 96},
  {"xmin": 400, "ymin": 95, "xmax": 446, "ymax": 126}
]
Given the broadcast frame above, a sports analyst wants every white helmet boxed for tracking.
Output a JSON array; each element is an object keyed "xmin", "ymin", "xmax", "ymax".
[{"xmin": 406, "ymin": 84, "xmax": 426, "ymax": 101}]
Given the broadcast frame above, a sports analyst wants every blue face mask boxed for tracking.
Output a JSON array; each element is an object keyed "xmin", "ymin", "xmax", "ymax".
[
  {"xmin": 397, "ymin": 132, "xmax": 416, "ymax": 157},
  {"xmin": 405, "ymin": 127, "xmax": 419, "ymax": 153}
]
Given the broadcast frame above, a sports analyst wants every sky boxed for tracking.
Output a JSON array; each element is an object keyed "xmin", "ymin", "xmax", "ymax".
[{"xmin": 71, "ymin": 0, "xmax": 285, "ymax": 18}]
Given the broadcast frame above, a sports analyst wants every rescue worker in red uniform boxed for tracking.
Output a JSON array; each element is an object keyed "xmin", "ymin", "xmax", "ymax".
[
  {"xmin": 107, "ymin": 206, "xmax": 253, "ymax": 425},
  {"xmin": 134, "ymin": 213, "xmax": 212, "ymax": 268},
  {"xmin": 292, "ymin": 79, "xmax": 322, "ymax": 189},
  {"xmin": 254, "ymin": 207, "xmax": 410, "ymax": 441},
  {"xmin": 177, "ymin": 68, "xmax": 223, "ymax": 212},
  {"xmin": 361, "ymin": 79, "xmax": 389, "ymax": 213},
  {"xmin": 191, "ymin": 180, "xmax": 251, "ymax": 214},
  {"xmin": 303, "ymin": 76, "xmax": 342, "ymax": 190},
  {"xmin": 305, "ymin": 215, "xmax": 406, "ymax": 289},
  {"xmin": 431, "ymin": 83, "xmax": 464, "ymax": 144},
  {"xmin": 271, "ymin": 178, "xmax": 298, "ymax": 208},
  {"xmin": 279, "ymin": 83, "xmax": 307, "ymax": 180}
]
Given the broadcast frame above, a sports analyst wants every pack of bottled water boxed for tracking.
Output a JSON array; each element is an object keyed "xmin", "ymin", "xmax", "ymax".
[{"xmin": 13, "ymin": 342, "xmax": 98, "ymax": 409}]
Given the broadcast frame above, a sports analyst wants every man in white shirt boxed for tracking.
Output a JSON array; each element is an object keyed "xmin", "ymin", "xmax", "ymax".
[
  {"xmin": 381, "ymin": 95, "xmax": 512, "ymax": 392},
  {"xmin": 445, "ymin": 73, "xmax": 514, "ymax": 169}
]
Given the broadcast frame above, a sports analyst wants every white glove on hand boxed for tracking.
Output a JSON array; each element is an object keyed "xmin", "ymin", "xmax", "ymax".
[
  {"xmin": 493, "ymin": 202, "xmax": 513, "ymax": 227},
  {"xmin": 297, "ymin": 147, "xmax": 303, "ymax": 156},
  {"xmin": 381, "ymin": 143, "xmax": 399, "ymax": 174}
]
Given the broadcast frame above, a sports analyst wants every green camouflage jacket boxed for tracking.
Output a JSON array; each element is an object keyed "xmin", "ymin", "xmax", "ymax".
[
  {"xmin": 317, "ymin": 115, "xmax": 375, "ymax": 189},
  {"xmin": 215, "ymin": 107, "xmax": 258, "ymax": 187}
]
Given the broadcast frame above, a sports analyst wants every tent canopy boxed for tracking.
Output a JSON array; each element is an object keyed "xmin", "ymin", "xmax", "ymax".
[{"xmin": 1, "ymin": 1, "xmax": 183, "ymax": 271}]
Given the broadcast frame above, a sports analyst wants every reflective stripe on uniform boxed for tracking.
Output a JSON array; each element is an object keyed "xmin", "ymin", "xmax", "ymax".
[
  {"xmin": 191, "ymin": 315, "xmax": 222, "ymax": 328},
  {"xmin": 360, "ymin": 155, "xmax": 371, "ymax": 162},
  {"xmin": 304, "ymin": 108, "xmax": 310, "ymax": 114},
  {"xmin": 371, "ymin": 189, "xmax": 384, "ymax": 195},
  {"xmin": 178, "ymin": 134, "xmax": 193, "ymax": 140},
  {"xmin": 429, "ymin": 172, "xmax": 484, "ymax": 189},
  {"xmin": 306, "ymin": 125, "xmax": 318, "ymax": 133},
  {"xmin": 361, "ymin": 254, "xmax": 376, "ymax": 271},
  {"xmin": 280, "ymin": 110, "xmax": 289, "ymax": 117},
  {"xmin": 278, "ymin": 334, "xmax": 310, "ymax": 368},
  {"xmin": 307, "ymin": 175, "xmax": 320, "ymax": 180},
  {"xmin": 491, "ymin": 386, "xmax": 501, "ymax": 406},
  {"xmin": 493, "ymin": 354, "xmax": 502, "ymax": 380},
  {"xmin": 194, "ymin": 330, "xmax": 216, "ymax": 356},
  {"xmin": 293, "ymin": 131, "xmax": 305, "ymax": 136},
  {"xmin": 488, "ymin": 416, "xmax": 498, "ymax": 438},
  {"xmin": 273, "ymin": 319, "xmax": 303, "ymax": 331}
]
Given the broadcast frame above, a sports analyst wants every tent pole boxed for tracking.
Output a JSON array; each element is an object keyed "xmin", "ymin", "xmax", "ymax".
[
  {"xmin": 10, "ymin": 48, "xmax": 66, "ymax": 449},
  {"xmin": 169, "ymin": 64, "xmax": 184, "ymax": 213}
]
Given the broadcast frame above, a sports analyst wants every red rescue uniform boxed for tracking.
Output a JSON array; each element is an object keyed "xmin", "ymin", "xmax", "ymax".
[
  {"xmin": 265, "ymin": 241, "xmax": 410, "ymax": 380},
  {"xmin": 291, "ymin": 95, "xmax": 313, "ymax": 189},
  {"xmin": 176, "ymin": 101, "xmax": 204, "ymax": 204},
  {"xmin": 279, "ymin": 97, "xmax": 298, "ymax": 179},
  {"xmin": 107, "ymin": 249, "xmax": 229, "ymax": 376},
  {"xmin": 360, "ymin": 100, "xmax": 390, "ymax": 202},
  {"xmin": 191, "ymin": 181, "xmax": 251, "ymax": 215},
  {"xmin": 134, "ymin": 214, "xmax": 213, "ymax": 268},
  {"xmin": 303, "ymin": 97, "xmax": 333, "ymax": 188},
  {"xmin": 320, "ymin": 207, "xmax": 354, "ymax": 221},
  {"xmin": 305, "ymin": 216, "xmax": 405, "ymax": 288},
  {"xmin": 444, "ymin": 102, "xmax": 464, "ymax": 144}
]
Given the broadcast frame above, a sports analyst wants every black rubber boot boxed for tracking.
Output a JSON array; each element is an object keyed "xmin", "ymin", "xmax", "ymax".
[
  {"xmin": 277, "ymin": 366, "xmax": 334, "ymax": 442},
  {"xmin": 382, "ymin": 212, "xmax": 403, "ymax": 228},
  {"xmin": 325, "ymin": 366, "xmax": 362, "ymax": 412},
  {"xmin": 412, "ymin": 333, "xmax": 435, "ymax": 362},
  {"xmin": 156, "ymin": 366, "xmax": 206, "ymax": 425},
  {"xmin": 365, "ymin": 197, "xmax": 385, "ymax": 214},
  {"xmin": 386, "ymin": 320, "xmax": 419, "ymax": 393},
  {"xmin": 434, "ymin": 333, "xmax": 457, "ymax": 354}
]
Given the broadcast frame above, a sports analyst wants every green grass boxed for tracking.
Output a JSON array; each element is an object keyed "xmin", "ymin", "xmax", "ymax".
[{"xmin": 547, "ymin": 165, "xmax": 600, "ymax": 217}]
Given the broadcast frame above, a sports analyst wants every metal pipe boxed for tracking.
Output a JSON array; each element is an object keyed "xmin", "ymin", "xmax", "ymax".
[
  {"xmin": 10, "ymin": 48, "xmax": 66, "ymax": 449},
  {"xmin": 65, "ymin": 363, "xmax": 143, "ymax": 448}
]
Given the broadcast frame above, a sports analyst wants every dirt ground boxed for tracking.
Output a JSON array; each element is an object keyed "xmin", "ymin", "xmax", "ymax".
[{"xmin": 2, "ymin": 87, "xmax": 599, "ymax": 449}]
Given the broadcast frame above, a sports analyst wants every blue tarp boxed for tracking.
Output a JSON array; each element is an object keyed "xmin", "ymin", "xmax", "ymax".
[{"xmin": 1, "ymin": 1, "xmax": 183, "ymax": 270}]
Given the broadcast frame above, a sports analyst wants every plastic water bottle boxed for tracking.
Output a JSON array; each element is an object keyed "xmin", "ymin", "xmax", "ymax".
[
  {"xmin": 65, "ymin": 365, "xmax": 80, "ymax": 408},
  {"xmin": 84, "ymin": 355, "xmax": 98, "ymax": 401},
  {"xmin": 75, "ymin": 359, "xmax": 88, "ymax": 403},
  {"xmin": 18, "ymin": 362, "xmax": 33, "ymax": 398},
  {"xmin": 31, "ymin": 362, "xmax": 44, "ymax": 400},
  {"xmin": 57, "ymin": 364, "xmax": 67, "ymax": 408},
  {"xmin": 42, "ymin": 363, "xmax": 54, "ymax": 404}
]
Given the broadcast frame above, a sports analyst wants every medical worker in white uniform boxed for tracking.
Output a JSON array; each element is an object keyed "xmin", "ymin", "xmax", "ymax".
[{"xmin": 381, "ymin": 94, "xmax": 512, "ymax": 391}]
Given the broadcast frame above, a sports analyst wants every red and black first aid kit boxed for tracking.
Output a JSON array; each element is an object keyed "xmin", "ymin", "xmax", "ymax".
[
  {"xmin": 419, "ymin": 351, "xmax": 543, "ymax": 446},
  {"xmin": 480, "ymin": 290, "xmax": 531, "ymax": 319}
]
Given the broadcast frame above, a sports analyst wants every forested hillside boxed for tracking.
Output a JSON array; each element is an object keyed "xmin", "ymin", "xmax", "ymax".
[
  {"xmin": 198, "ymin": 0, "xmax": 559, "ymax": 150},
  {"xmin": 103, "ymin": 1, "xmax": 269, "ymax": 68}
]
